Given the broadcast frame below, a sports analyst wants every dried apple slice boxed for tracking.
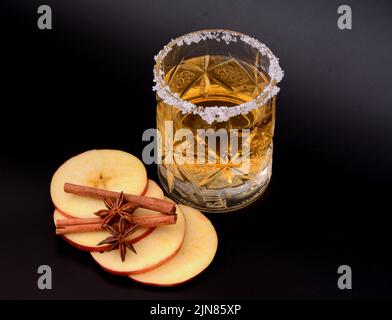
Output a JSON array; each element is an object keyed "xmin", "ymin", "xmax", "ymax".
[
  {"xmin": 90, "ymin": 204, "xmax": 185, "ymax": 275},
  {"xmin": 50, "ymin": 149, "xmax": 147, "ymax": 218},
  {"xmin": 129, "ymin": 204, "xmax": 218, "ymax": 286}
]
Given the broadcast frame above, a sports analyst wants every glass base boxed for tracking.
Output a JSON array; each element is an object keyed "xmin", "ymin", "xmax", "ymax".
[{"xmin": 157, "ymin": 162, "xmax": 272, "ymax": 213}]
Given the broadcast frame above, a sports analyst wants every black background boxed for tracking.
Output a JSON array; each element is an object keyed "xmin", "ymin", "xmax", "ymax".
[{"xmin": 1, "ymin": 0, "xmax": 392, "ymax": 299}]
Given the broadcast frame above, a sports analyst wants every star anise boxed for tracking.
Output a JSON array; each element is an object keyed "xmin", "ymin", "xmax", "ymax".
[
  {"xmin": 98, "ymin": 217, "xmax": 138, "ymax": 261},
  {"xmin": 94, "ymin": 192, "xmax": 138, "ymax": 225}
]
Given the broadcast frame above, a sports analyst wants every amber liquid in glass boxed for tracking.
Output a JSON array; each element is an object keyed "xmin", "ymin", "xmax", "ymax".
[{"xmin": 157, "ymin": 55, "xmax": 275, "ymax": 210}]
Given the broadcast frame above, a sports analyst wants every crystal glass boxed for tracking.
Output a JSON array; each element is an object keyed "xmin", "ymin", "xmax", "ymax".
[{"xmin": 154, "ymin": 29, "xmax": 283, "ymax": 212}]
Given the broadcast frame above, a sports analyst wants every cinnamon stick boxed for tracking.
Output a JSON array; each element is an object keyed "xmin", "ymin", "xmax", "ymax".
[
  {"xmin": 56, "ymin": 213, "xmax": 176, "ymax": 235},
  {"xmin": 64, "ymin": 183, "xmax": 176, "ymax": 215},
  {"xmin": 56, "ymin": 223, "xmax": 102, "ymax": 235}
]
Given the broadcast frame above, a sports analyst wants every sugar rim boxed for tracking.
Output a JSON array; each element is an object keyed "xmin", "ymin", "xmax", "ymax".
[{"xmin": 153, "ymin": 29, "xmax": 284, "ymax": 124}]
